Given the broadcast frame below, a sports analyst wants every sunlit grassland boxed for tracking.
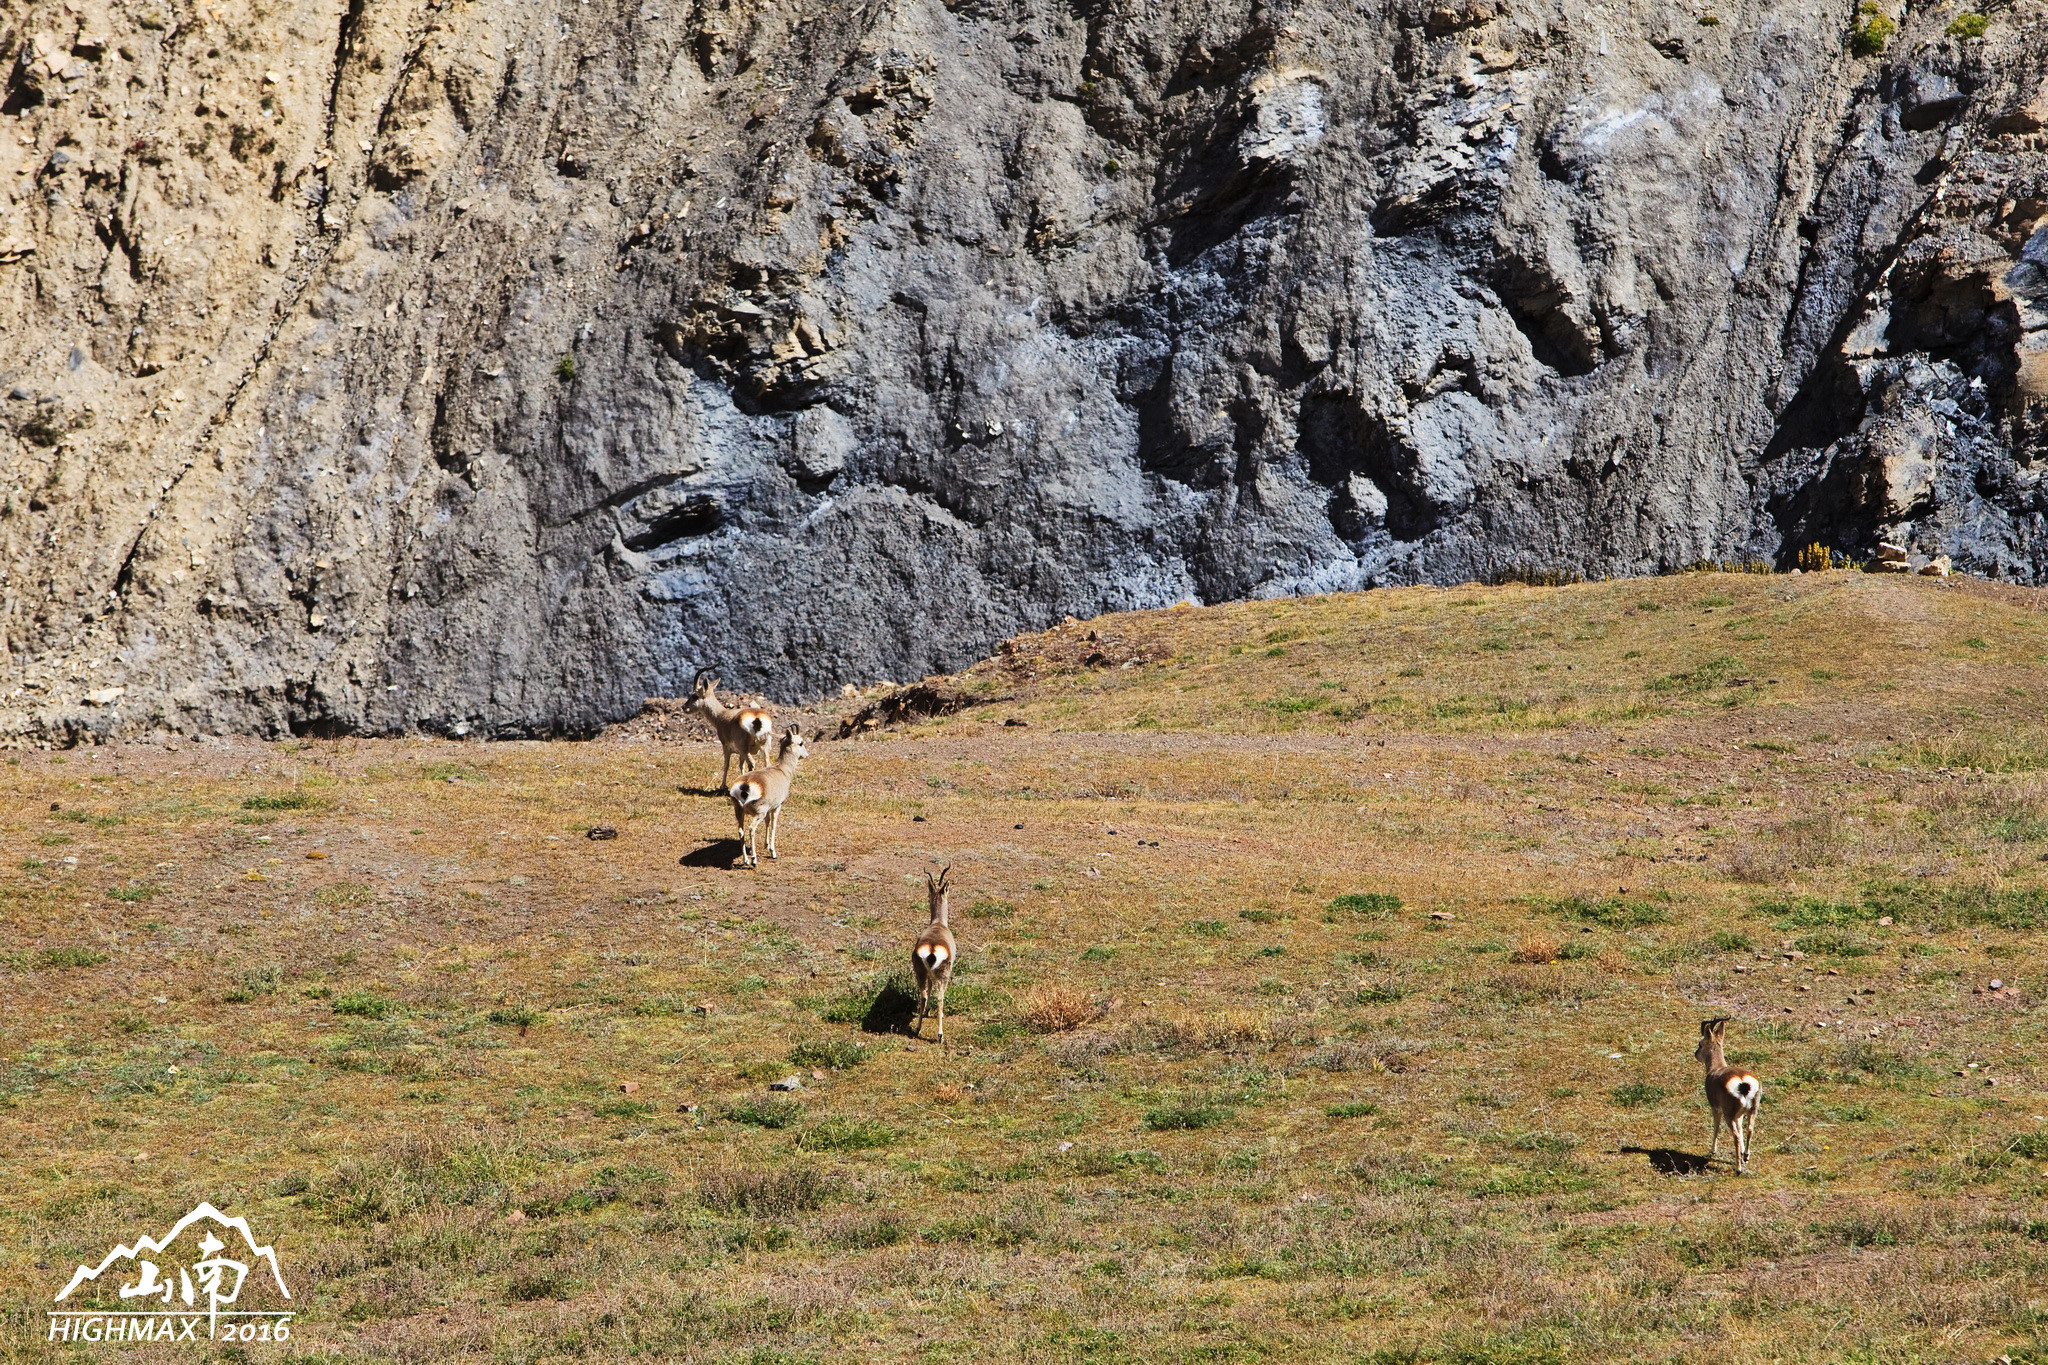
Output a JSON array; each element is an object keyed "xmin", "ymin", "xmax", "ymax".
[{"xmin": 1, "ymin": 571, "xmax": 2046, "ymax": 1364}]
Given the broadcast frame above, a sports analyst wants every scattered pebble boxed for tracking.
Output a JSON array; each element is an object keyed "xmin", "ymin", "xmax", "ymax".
[
  {"xmin": 769, "ymin": 1074, "xmax": 803, "ymax": 1091},
  {"xmin": 1056, "ymin": 1141, "xmax": 1073, "ymax": 1152},
  {"xmin": 305, "ymin": 850, "xmax": 327, "ymax": 860},
  {"xmin": 618, "ymin": 1081, "xmax": 640, "ymax": 1094},
  {"xmin": 586, "ymin": 825, "xmax": 619, "ymax": 840}
]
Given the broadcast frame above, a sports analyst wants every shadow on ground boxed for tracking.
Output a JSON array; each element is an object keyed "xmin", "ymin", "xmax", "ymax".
[
  {"xmin": 1621, "ymin": 1146, "xmax": 1715, "ymax": 1175},
  {"xmin": 679, "ymin": 838, "xmax": 743, "ymax": 867},
  {"xmin": 860, "ymin": 978, "xmax": 922, "ymax": 1035}
]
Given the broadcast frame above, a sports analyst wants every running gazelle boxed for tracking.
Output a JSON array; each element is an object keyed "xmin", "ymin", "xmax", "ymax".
[
  {"xmin": 1697, "ymin": 1017, "xmax": 1762, "ymax": 1173},
  {"xmin": 911, "ymin": 866, "xmax": 956, "ymax": 1046}
]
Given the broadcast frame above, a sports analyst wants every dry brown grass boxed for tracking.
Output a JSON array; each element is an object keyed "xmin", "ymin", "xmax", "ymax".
[
  {"xmin": 3, "ymin": 572, "xmax": 2047, "ymax": 1363},
  {"xmin": 1019, "ymin": 982, "xmax": 1102, "ymax": 1033},
  {"xmin": 1509, "ymin": 933, "xmax": 1560, "ymax": 963}
]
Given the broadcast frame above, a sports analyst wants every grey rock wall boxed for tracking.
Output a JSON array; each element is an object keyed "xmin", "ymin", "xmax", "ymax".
[{"xmin": 1, "ymin": 0, "xmax": 2044, "ymax": 739}]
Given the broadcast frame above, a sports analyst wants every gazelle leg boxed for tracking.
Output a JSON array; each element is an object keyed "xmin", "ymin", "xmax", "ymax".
[
  {"xmin": 936, "ymin": 986, "xmax": 946, "ymax": 1048},
  {"xmin": 720, "ymin": 750, "xmax": 732, "ymax": 790},
  {"xmin": 1708, "ymin": 1112, "xmax": 1721, "ymax": 1162},
  {"xmin": 768, "ymin": 807, "xmax": 780, "ymax": 860}
]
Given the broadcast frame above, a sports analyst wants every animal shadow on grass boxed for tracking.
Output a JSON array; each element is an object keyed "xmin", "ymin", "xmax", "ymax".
[
  {"xmin": 679, "ymin": 839, "xmax": 744, "ymax": 868},
  {"xmin": 1621, "ymin": 1145, "xmax": 1713, "ymax": 1175},
  {"xmin": 860, "ymin": 978, "xmax": 922, "ymax": 1035}
]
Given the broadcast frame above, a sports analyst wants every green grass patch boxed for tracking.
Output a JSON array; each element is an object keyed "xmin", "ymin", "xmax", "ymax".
[
  {"xmin": 789, "ymin": 1039, "xmax": 869, "ymax": 1070},
  {"xmin": 801, "ymin": 1117, "xmax": 897, "ymax": 1151},
  {"xmin": 225, "ymin": 967, "xmax": 281, "ymax": 1003},
  {"xmin": 25, "ymin": 946, "xmax": 109, "ymax": 970},
  {"xmin": 724, "ymin": 1097, "xmax": 805, "ymax": 1129},
  {"xmin": 241, "ymin": 791, "xmax": 324, "ymax": 811},
  {"xmin": 1793, "ymin": 931, "xmax": 1876, "ymax": 958},
  {"xmin": 1539, "ymin": 895, "xmax": 1669, "ymax": 928},
  {"xmin": 1325, "ymin": 892, "xmax": 1402, "ymax": 921},
  {"xmin": 594, "ymin": 1098, "xmax": 655, "ymax": 1119},
  {"xmin": 1895, "ymin": 731, "xmax": 2048, "ymax": 773},
  {"xmin": 1145, "ymin": 1101, "xmax": 1233, "ymax": 1131},
  {"xmin": 1647, "ymin": 654, "xmax": 1740, "ymax": 694},
  {"xmin": 333, "ymin": 992, "xmax": 394, "ymax": 1019}
]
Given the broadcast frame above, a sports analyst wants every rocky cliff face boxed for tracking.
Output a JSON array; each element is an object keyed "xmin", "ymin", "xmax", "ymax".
[{"xmin": 2, "ymin": 0, "xmax": 2045, "ymax": 739}]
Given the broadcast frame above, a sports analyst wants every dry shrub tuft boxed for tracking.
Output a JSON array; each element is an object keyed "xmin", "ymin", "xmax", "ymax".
[
  {"xmin": 1022, "ymin": 983, "xmax": 1103, "ymax": 1033},
  {"xmin": 1509, "ymin": 934, "xmax": 1559, "ymax": 964},
  {"xmin": 1303, "ymin": 1037, "xmax": 1429, "ymax": 1074},
  {"xmin": 698, "ymin": 1166, "xmax": 835, "ymax": 1217},
  {"xmin": 1484, "ymin": 967, "xmax": 1604, "ymax": 1006},
  {"xmin": 1723, "ymin": 812, "xmax": 1847, "ymax": 883},
  {"xmin": 1145, "ymin": 1009, "xmax": 1270, "ymax": 1054}
]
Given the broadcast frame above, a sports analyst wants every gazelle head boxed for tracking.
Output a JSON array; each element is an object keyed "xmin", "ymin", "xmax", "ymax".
[
  {"xmin": 780, "ymin": 724, "xmax": 809, "ymax": 763},
  {"xmin": 1696, "ymin": 1017, "xmax": 1730, "ymax": 1066},
  {"xmin": 925, "ymin": 865, "xmax": 951, "ymax": 924},
  {"xmin": 685, "ymin": 668, "xmax": 718, "ymax": 711}
]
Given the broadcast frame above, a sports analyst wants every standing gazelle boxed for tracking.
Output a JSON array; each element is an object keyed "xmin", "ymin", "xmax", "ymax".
[
  {"xmin": 727, "ymin": 725, "xmax": 809, "ymax": 868},
  {"xmin": 911, "ymin": 866, "xmax": 956, "ymax": 1047},
  {"xmin": 1697, "ymin": 1017, "xmax": 1763, "ymax": 1174},
  {"xmin": 684, "ymin": 668, "xmax": 773, "ymax": 789}
]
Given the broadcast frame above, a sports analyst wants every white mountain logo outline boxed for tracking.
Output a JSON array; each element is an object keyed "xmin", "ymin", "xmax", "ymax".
[{"xmin": 54, "ymin": 1202, "xmax": 291, "ymax": 1303}]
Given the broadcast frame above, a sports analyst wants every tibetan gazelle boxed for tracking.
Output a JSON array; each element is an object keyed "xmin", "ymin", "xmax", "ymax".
[
  {"xmin": 727, "ymin": 725, "xmax": 808, "ymax": 868},
  {"xmin": 1697, "ymin": 1017, "xmax": 1762, "ymax": 1173},
  {"xmin": 911, "ymin": 866, "xmax": 956, "ymax": 1046},
  {"xmin": 685, "ymin": 668, "xmax": 773, "ymax": 789}
]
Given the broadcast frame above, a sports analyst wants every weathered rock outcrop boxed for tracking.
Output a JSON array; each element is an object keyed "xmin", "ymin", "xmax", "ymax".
[{"xmin": 2, "ymin": 0, "xmax": 2044, "ymax": 738}]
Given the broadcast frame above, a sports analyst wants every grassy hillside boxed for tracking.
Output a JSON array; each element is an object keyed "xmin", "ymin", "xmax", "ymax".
[{"xmin": 2, "ymin": 570, "xmax": 2046, "ymax": 1364}]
